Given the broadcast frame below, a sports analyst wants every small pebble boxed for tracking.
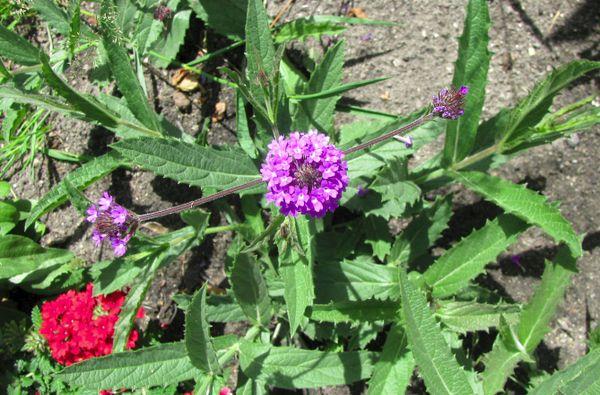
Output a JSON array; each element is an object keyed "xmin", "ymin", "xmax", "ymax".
[{"xmin": 172, "ymin": 91, "xmax": 191, "ymax": 112}]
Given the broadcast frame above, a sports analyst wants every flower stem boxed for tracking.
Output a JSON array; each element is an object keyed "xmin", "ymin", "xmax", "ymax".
[{"xmin": 343, "ymin": 113, "xmax": 434, "ymax": 155}]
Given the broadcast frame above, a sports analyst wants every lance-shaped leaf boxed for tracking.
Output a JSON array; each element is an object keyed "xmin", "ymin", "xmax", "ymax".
[
  {"xmin": 436, "ymin": 300, "xmax": 521, "ymax": 333},
  {"xmin": 500, "ymin": 60, "xmax": 600, "ymax": 146},
  {"xmin": 0, "ymin": 24, "xmax": 41, "ymax": 65},
  {"xmin": 245, "ymin": 0, "xmax": 275, "ymax": 98},
  {"xmin": 239, "ymin": 341, "xmax": 377, "ymax": 389},
  {"xmin": 309, "ymin": 300, "xmax": 397, "ymax": 324},
  {"xmin": 399, "ymin": 266, "xmax": 475, "ymax": 395},
  {"xmin": 530, "ymin": 348, "xmax": 600, "ymax": 395},
  {"xmin": 112, "ymin": 138, "xmax": 260, "ymax": 190},
  {"xmin": 449, "ymin": 170, "xmax": 582, "ymax": 257},
  {"xmin": 101, "ymin": 30, "xmax": 162, "ymax": 133},
  {"xmin": 389, "ymin": 194, "xmax": 453, "ymax": 265},
  {"xmin": 0, "ymin": 235, "xmax": 73, "ymax": 280},
  {"xmin": 231, "ymin": 253, "xmax": 272, "ymax": 326},
  {"xmin": 150, "ymin": 10, "xmax": 192, "ymax": 68},
  {"xmin": 25, "ymin": 151, "xmax": 123, "ymax": 229},
  {"xmin": 185, "ymin": 286, "xmax": 220, "ymax": 373},
  {"xmin": 275, "ymin": 17, "xmax": 347, "ymax": 43},
  {"xmin": 481, "ymin": 246, "xmax": 577, "ymax": 394},
  {"xmin": 59, "ymin": 342, "xmax": 200, "ymax": 390},
  {"xmin": 236, "ymin": 90, "xmax": 259, "ymax": 158},
  {"xmin": 423, "ymin": 214, "xmax": 528, "ymax": 298},
  {"xmin": 442, "ymin": 0, "xmax": 491, "ymax": 165},
  {"xmin": 368, "ymin": 324, "xmax": 415, "ymax": 395},
  {"xmin": 314, "ymin": 256, "xmax": 399, "ymax": 302},
  {"xmin": 293, "ymin": 40, "xmax": 345, "ymax": 135}
]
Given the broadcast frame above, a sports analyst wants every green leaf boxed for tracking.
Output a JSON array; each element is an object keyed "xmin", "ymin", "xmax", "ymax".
[
  {"xmin": 314, "ymin": 256, "xmax": 399, "ymax": 302},
  {"xmin": 68, "ymin": 0, "xmax": 82, "ymax": 56},
  {"xmin": 59, "ymin": 342, "xmax": 200, "ymax": 390},
  {"xmin": 189, "ymin": 0, "xmax": 247, "ymax": 40},
  {"xmin": 436, "ymin": 300, "xmax": 520, "ymax": 333},
  {"xmin": 101, "ymin": 34, "xmax": 162, "ymax": 133},
  {"xmin": 481, "ymin": 246, "xmax": 577, "ymax": 394},
  {"xmin": 309, "ymin": 300, "xmax": 397, "ymax": 324},
  {"xmin": 389, "ymin": 194, "xmax": 453, "ymax": 265},
  {"xmin": 293, "ymin": 40, "xmax": 345, "ymax": 135},
  {"xmin": 449, "ymin": 170, "xmax": 582, "ymax": 257},
  {"xmin": 245, "ymin": 0, "xmax": 276, "ymax": 88},
  {"xmin": 363, "ymin": 216, "xmax": 392, "ymax": 261},
  {"xmin": 236, "ymin": 90, "xmax": 259, "ymax": 158},
  {"xmin": 500, "ymin": 60, "xmax": 600, "ymax": 146},
  {"xmin": 173, "ymin": 293, "xmax": 246, "ymax": 323},
  {"xmin": 442, "ymin": 0, "xmax": 491, "ymax": 165},
  {"xmin": 309, "ymin": 15, "xmax": 396, "ymax": 27},
  {"xmin": 63, "ymin": 178, "xmax": 91, "ymax": 215},
  {"xmin": 423, "ymin": 214, "xmax": 529, "ymax": 298},
  {"xmin": 40, "ymin": 54, "xmax": 118, "ymax": 128},
  {"xmin": 150, "ymin": 10, "xmax": 192, "ymax": 68},
  {"xmin": 289, "ymin": 77, "xmax": 388, "ymax": 100},
  {"xmin": 368, "ymin": 324, "xmax": 415, "ymax": 395},
  {"xmin": 112, "ymin": 138, "xmax": 260, "ymax": 190},
  {"xmin": 0, "ymin": 86, "xmax": 83, "ymax": 119},
  {"xmin": 239, "ymin": 342, "xmax": 377, "ymax": 389},
  {"xmin": 231, "ymin": 253, "xmax": 272, "ymax": 326},
  {"xmin": 530, "ymin": 348, "xmax": 600, "ymax": 395},
  {"xmin": 185, "ymin": 286, "xmax": 221, "ymax": 374},
  {"xmin": 275, "ymin": 17, "xmax": 347, "ymax": 43},
  {"xmin": 0, "ymin": 24, "xmax": 41, "ymax": 65},
  {"xmin": 0, "ymin": 235, "xmax": 74, "ymax": 281},
  {"xmin": 398, "ymin": 266, "xmax": 475, "ymax": 395},
  {"xmin": 32, "ymin": 0, "xmax": 70, "ymax": 35},
  {"xmin": 26, "ymin": 151, "xmax": 123, "ymax": 229},
  {"xmin": 0, "ymin": 201, "xmax": 18, "ymax": 235}
]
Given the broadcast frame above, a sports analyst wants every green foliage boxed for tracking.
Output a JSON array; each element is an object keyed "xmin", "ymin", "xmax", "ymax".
[
  {"xmin": 0, "ymin": 24, "xmax": 41, "ymax": 65},
  {"xmin": 189, "ymin": 0, "xmax": 247, "ymax": 39},
  {"xmin": 230, "ymin": 253, "xmax": 272, "ymax": 326},
  {"xmin": 185, "ymin": 286, "xmax": 221, "ymax": 373},
  {"xmin": 530, "ymin": 348, "xmax": 600, "ymax": 395},
  {"xmin": 436, "ymin": 300, "xmax": 520, "ymax": 333},
  {"xmin": 275, "ymin": 18, "xmax": 347, "ymax": 43}
]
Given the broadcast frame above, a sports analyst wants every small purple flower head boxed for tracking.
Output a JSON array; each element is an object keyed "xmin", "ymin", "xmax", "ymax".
[
  {"xmin": 153, "ymin": 5, "xmax": 172, "ymax": 22},
  {"xmin": 432, "ymin": 85, "xmax": 469, "ymax": 120},
  {"xmin": 86, "ymin": 192, "xmax": 137, "ymax": 257},
  {"xmin": 394, "ymin": 135, "xmax": 413, "ymax": 149},
  {"xmin": 261, "ymin": 131, "xmax": 349, "ymax": 218}
]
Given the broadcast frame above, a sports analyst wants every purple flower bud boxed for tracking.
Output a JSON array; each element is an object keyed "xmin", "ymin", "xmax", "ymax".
[
  {"xmin": 86, "ymin": 192, "xmax": 137, "ymax": 257},
  {"xmin": 261, "ymin": 131, "xmax": 349, "ymax": 218},
  {"xmin": 432, "ymin": 85, "xmax": 469, "ymax": 120},
  {"xmin": 394, "ymin": 135, "xmax": 413, "ymax": 148},
  {"xmin": 154, "ymin": 5, "xmax": 172, "ymax": 22}
]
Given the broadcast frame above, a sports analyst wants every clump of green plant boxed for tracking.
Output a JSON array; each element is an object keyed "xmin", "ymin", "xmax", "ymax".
[{"xmin": 0, "ymin": 0, "xmax": 599, "ymax": 394}]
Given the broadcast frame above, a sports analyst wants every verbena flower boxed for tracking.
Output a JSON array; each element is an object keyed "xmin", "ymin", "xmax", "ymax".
[
  {"xmin": 432, "ymin": 86, "xmax": 469, "ymax": 119},
  {"xmin": 261, "ymin": 131, "xmax": 348, "ymax": 218},
  {"xmin": 39, "ymin": 284, "xmax": 143, "ymax": 366},
  {"xmin": 86, "ymin": 192, "xmax": 137, "ymax": 257}
]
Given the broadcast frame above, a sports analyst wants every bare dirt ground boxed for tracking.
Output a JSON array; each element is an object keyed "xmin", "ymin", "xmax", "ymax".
[{"xmin": 8, "ymin": 0, "xmax": 599, "ymax": 393}]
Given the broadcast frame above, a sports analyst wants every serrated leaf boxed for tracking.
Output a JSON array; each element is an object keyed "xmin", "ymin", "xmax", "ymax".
[
  {"xmin": 63, "ymin": 178, "xmax": 91, "ymax": 215},
  {"xmin": 449, "ymin": 170, "xmax": 582, "ymax": 257},
  {"xmin": 68, "ymin": 0, "xmax": 82, "ymax": 56},
  {"xmin": 423, "ymin": 214, "xmax": 528, "ymax": 298},
  {"xmin": 0, "ymin": 86, "xmax": 84, "ymax": 119},
  {"xmin": 231, "ymin": 253, "xmax": 272, "ymax": 326},
  {"xmin": 245, "ymin": 0, "xmax": 276, "ymax": 93},
  {"xmin": 363, "ymin": 216, "xmax": 392, "ymax": 261},
  {"xmin": 150, "ymin": 10, "xmax": 192, "ymax": 68},
  {"xmin": 481, "ymin": 246, "xmax": 577, "ymax": 394},
  {"xmin": 59, "ymin": 342, "xmax": 200, "ymax": 390},
  {"xmin": 236, "ymin": 90, "xmax": 259, "ymax": 158},
  {"xmin": 189, "ymin": 0, "xmax": 247, "ymax": 39},
  {"xmin": 112, "ymin": 138, "xmax": 260, "ymax": 190},
  {"xmin": 26, "ymin": 152, "xmax": 123, "ymax": 229},
  {"xmin": 309, "ymin": 300, "xmax": 397, "ymax": 323},
  {"xmin": 173, "ymin": 294, "xmax": 246, "ymax": 323},
  {"xmin": 32, "ymin": 0, "xmax": 71, "ymax": 35},
  {"xmin": 442, "ymin": 0, "xmax": 491, "ymax": 165},
  {"xmin": 0, "ymin": 24, "xmax": 41, "ymax": 65},
  {"xmin": 368, "ymin": 324, "xmax": 415, "ymax": 395},
  {"xmin": 289, "ymin": 77, "xmax": 388, "ymax": 101},
  {"xmin": 101, "ymin": 33, "xmax": 162, "ymax": 133},
  {"xmin": 501, "ymin": 60, "xmax": 600, "ymax": 146},
  {"xmin": 314, "ymin": 256, "xmax": 399, "ymax": 302},
  {"xmin": 185, "ymin": 286, "xmax": 220, "ymax": 373},
  {"xmin": 0, "ymin": 235, "xmax": 73, "ymax": 281},
  {"xmin": 436, "ymin": 300, "xmax": 520, "ymax": 333},
  {"xmin": 398, "ymin": 266, "xmax": 475, "ymax": 395},
  {"xmin": 239, "ymin": 341, "xmax": 377, "ymax": 389},
  {"xmin": 275, "ymin": 17, "xmax": 347, "ymax": 43},
  {"xmin": 293, "ymin": 40, "xmax": 344, "ymax": 135},
  {"xmin": 389, "ymin": 194, "xmax": 453, "ymax": 265},
  {"xmin": 530, "ymin": 348, "xmax": 600, "ymax": 395}
]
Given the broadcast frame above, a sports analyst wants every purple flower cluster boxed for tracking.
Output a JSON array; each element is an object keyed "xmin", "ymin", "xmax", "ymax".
[
  {"xmin": 432, "ymin": 86, "xmax": 469, "ymax": 120},
  {"xmin": 261, "ymin": 131, "xmax": 349, "ymax": 218},
  {"xmin": 86, "ymin": 192, "xmax": 136, "ymax": 257}
]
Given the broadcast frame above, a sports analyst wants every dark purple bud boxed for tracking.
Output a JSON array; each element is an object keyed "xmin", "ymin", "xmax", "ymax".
[
  {"xmin": 432, "ymin": 85, "xmax": 469, "ymax": 120},
  {"xmin": 154, "ymin": 5, "xmax": 172, "ymax": 22}
]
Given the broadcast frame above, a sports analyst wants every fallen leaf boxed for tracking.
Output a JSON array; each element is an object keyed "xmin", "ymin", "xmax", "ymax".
[
  {"xmin": 348, "ymin": 7, "xmax": 368, "ymax": 18},
  {"xmin": 380, "ymin": 90, "xmax": 391, "ymax": 101},
  {"xmin": 211, "ymin": 101, "xmax": 227, "ymax": 123},
  {"xmin": 171, "ymin": 68, "xmax": 200, "ymax": 92}
]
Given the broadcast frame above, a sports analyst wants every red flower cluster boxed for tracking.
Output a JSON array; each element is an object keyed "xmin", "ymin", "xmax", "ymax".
[{"xmin": 39, "ymin": 283, "xmax": 144, "ymax": 366}]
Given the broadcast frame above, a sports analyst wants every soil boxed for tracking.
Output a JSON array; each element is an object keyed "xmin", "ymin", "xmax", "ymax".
[{"xmin": 7, "ymin": 0, "xmax": 599, "ymax": 393}]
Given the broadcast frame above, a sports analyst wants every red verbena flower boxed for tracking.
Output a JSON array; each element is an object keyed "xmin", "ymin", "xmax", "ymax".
[{"xmin": 39, "ymin": 283, "xmax": 143, "ymax": 366}]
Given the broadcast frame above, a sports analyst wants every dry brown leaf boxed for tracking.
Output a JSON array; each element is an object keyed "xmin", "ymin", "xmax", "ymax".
[
  {"xmin": 211, "ymin": 101, "xmax": 227, "ymax": 123},
  {"xmin": 348, "ymin": 7, "xmax": 368, "ymax": 18},
  {"xmin": 171, "ymin": 69, "xmax": 200, "ymax": 92},
  {"xmin": 380, "ymin": 90, "xmax": 391, "ymax": 101},
  {"xmin": 141, "ymin": 221, "xmax": 170, "ymax": 234}
]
